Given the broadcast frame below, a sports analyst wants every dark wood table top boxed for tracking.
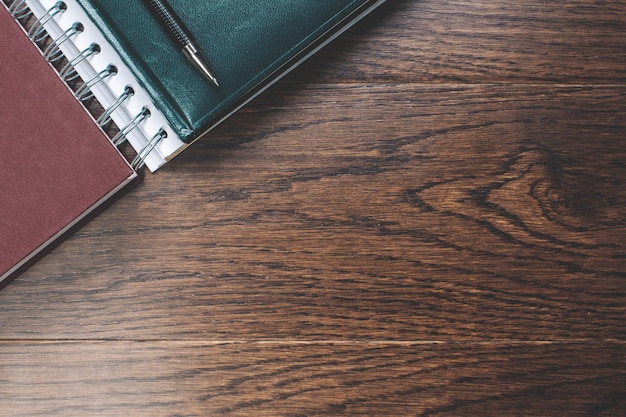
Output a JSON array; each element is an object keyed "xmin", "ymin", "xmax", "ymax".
[{"xmin": 1, "ymin": 1, "xmax": 625, "ymax": 415}]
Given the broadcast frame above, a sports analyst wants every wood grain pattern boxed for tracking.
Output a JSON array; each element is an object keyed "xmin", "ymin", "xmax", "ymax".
[
  {"xmin": 295, "ymin": 0, "xmax": 626, "ymax": 83},
  {"xmin": 1, "ymin": 0, "xmax": 625, "ymax": 415},
  {"xmin": 1, "ymin": 342, "xmax": 624, "ymax": 417},
  {"xmin": 1, "ymin": 85, "xmax": 624, "ymax": 342}
]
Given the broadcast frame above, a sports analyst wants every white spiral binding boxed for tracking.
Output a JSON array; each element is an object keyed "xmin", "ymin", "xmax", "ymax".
[
  {"xmin": 9, "ymin": 0, "xmax": 32, "ymax": 19},
  {"xmin": 59, "ymin": 42, "xmax": 99, "ymax": 81},
  {"xmin": 28, "ymin": 1, "xmax": 65, "ymax": 42},
  {"xmin": 132, "ymin": 128, "xmax": 168, "ymax": 170},
  {"xmin": 10, "ymin": 0, "xmax": 186, "ymax": 171},
  {"xmin": 43, "ymin": 21, "xmax": 83, "ymax": 61},
  {"xmin": 97, "ymin": 85, "xmax": 133, "ymax": 127}
]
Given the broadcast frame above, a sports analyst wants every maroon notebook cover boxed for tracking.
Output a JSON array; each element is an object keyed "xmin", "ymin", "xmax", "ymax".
[{"xmin": 0, "ymin": 5, "xmax": 137, "ymax": 287}]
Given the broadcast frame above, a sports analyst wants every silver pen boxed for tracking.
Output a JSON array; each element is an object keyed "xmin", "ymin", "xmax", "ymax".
[{"xmin": 144, "ymin": 0, "xmax": 219, "ymax": 86}]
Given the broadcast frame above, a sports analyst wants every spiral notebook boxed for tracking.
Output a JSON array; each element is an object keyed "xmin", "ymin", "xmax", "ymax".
[
  {"xmin": 12, "ymin": 0, "xmax": 387, "ymax": 171},
  {"xmin": 1, "ymin": 0, "xmax": 386, "ymax": 286},
  {"xmin": 0, "ymin": 3, "xmax": 138, "ymax": 287}
]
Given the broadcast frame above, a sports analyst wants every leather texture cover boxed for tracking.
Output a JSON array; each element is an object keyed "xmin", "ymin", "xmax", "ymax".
[{"xmin": 74, "ymin": 0, "xmax": 383, "ymax": 142}]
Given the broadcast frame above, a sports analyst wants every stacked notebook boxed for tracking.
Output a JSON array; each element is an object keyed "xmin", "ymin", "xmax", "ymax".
[{"xmin": 0, "ymin": 0, "xmax": 387, "ymax": 287}]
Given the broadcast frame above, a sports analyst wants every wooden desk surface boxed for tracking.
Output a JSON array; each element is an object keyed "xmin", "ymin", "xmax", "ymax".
[{"xmin": 1, "ymin": 1, "xmax": 625, "ymax": 415}]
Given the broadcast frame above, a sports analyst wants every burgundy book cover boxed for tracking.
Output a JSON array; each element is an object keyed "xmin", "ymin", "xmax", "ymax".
[{"xmin": 0, "ymin": 5, "xmax": 137, "ymax": 287}]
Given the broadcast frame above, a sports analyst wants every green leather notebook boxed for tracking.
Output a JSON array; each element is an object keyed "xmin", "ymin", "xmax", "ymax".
[{"xmin": 51, "ymin": 0, "xmax": 387, "ymax": 169}]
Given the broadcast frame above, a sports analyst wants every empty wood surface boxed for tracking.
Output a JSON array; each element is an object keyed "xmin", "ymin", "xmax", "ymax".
[{"xmin": 1, "ymin": 1, "xmax": 625, "ymax": 416}]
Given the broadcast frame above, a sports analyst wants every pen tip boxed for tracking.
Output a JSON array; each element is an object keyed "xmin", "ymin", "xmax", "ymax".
[
  {"xmin": 183, "ymin": 46, "xmax": 220, "ymax": 87},
  {"xmin": 201, "ymin": 69, "xmax": 219, "ymax": 87}
]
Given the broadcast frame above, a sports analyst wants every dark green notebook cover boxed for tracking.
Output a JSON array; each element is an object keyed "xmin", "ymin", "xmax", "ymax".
[{"xmin": 75, "ymin": 0, "xmax": 386, "ymax": 143}]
